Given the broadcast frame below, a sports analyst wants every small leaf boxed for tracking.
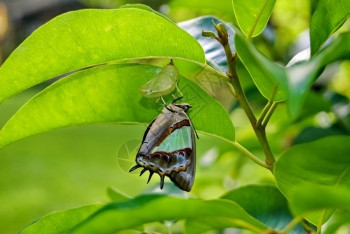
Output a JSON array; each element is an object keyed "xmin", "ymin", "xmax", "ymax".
[
  {"xmin": 0, "ymin": 64, "xmax": 235, "ymax": 148},
  {"xmin": 221, "ymin": 185, "xmax": 304, "ymax": 233},
  {"xmin": 275, "ymin": 136, "xmax": 350, "ymax": 224},
  {"xmin": 310, "ymin": 0, "xmax": 350, "ymax": 55},
  {"xmin": 20, "ymin": 204, "xmax": 103, "ymax": 234},
  {"xmin": 232, "ymin": 0, "xmax": 276, "ymax": 38},
  {"xmin": 69, "ymin": 194, "xmax": 268, "ymax": 233},
  {"xmin": 234, "ymin": 32, "xmax": 287, "ymax": 101},
  {"xmin": 0, "ymin": 7, "xmax": 205, "ymax": 103}
]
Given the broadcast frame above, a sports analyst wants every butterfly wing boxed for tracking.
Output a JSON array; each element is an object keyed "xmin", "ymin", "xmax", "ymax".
[
  {"xmin": 168, "ymin": 118, "xmax": 196, "ymax": 191},
  {"xmin": 131, "ymin": 105, "xmax": 196, "ymax": 191}
]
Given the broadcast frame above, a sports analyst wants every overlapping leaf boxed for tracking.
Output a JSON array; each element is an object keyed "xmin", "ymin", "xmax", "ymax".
[
  {"xmin": 0, "ymin": 7, "xmax": 205, "ymax": 102},
  {"xmin": 310, "ymin": 0, "xmax": 350, "ymax": 55},
  {"xmin": 69, "ymin": 195, "xmax": 268, "ymax": 233},
  {"xmin": 236, "ymin": 31, "xmax": 350, "ymax": 117},
  {"xmin": 0, "ymin": 64, "xmax": 235, "ymax": 148},
  {"xmin": 275, "ymin": 136, "xmax": 350, "ymax": 224},
  {"xmin": 20, "ymin": 204, "xmax": 103, "ymax": 234},
  {"xmin": 234, "ymin": 32, "xmax": 287, "ymax": 101},
  {"xmin": 221, "ymin": 185, "xmax": 304, "ymax": 233}
]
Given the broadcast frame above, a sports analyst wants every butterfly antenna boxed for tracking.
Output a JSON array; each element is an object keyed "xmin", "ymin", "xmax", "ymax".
[
  {"xmin": 191, "ymin": 121, "xmax": 199, "ymax": 139},
  {"xmin": 160, "ymin": 96, "xmax": 167, "ymax": 105},
  {"xmin": 160, "ymin": 175, "xmax": 165, "ymax": 189},
  {"xmin": 139, "ymin": 168, "xmax": 147, "ymax": 176},
  {"xmin": 175, "ymin": 84, "xmax": 183, "ymax": 98},
  {"xmin": 129, "ymin": 164, "xmax": 141, "ymax": 172},
  {"xmin": 172, "ymin": 94, "xmax": 183, "ymax": 104},
  {"xmin": 147, "ymin": 171, "xmax": 154, "ymax": 184}
]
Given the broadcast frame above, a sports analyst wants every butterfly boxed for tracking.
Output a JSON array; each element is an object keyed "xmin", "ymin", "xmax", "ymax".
[{"xmin": 129, "ymin": 100, "xmax": 197, "ymax": 192}]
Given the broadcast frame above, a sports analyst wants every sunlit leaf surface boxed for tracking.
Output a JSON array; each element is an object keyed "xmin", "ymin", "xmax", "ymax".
[
  {"xmin": 0, "ymin": 8, "xmax": 205, "ymax": 102},
  {"xmin": 0, "ymin": 64, "xmax": 235, "ymax": 148}
]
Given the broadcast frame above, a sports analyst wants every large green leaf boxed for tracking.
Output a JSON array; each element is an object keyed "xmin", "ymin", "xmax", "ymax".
[
  {"xmin": 20, "ymin": 204, "xmax": 103, "ymax": 234},
  {"xmin": 68, "ymin": 195, "xmax": 268, "ymax": 233},
  {"xmin": 0, "ymin": 64, "xmax": 235, "ymax": 148},
  {"xmin": 169, "ymin": 0, "xmax": 235, "ymax": 17},
  {"xmin": 289, "ymin": 185, "xmax": 350, "ymax": 216},
  {"xmin": 0, "ymin": 7, "xmax": 205, "ymax": 103},
  {"xmin": 220, "ymin": 185, "xmax": 304, "ymax": 233},
  {"xmin": 275, "ymin": 136, "xmax": 350, "ymax": 224},
  {"xmin": 232, "ymin": 0, "xmax": 276, "ymax": 38},
  {"xmin": 234, "ymin": 32, "xmax": 287, "ymax": 101},
  {"xmin": 310, "ymin": 0, "xmax": 350, "ymax": 55}
]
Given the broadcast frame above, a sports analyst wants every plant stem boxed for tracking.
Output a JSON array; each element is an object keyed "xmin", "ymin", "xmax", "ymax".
[
  {"xmin": 232, "ymin": 141, "xmax": 268, "ymax": 169},
  {"xmin": 262, "ymin": 102, "xmax": 278, "ymax": 127},
  {"xmin": 257, "ymin": 85, "xmax": 278, "ymax": 127},
  {"xmin": 223, "ymin": 44, "xmax": 257, "ymax": 125},
  {"xmin": 280, "ymin": 216, "xmax": 303, "ymax": 234},
  {"xmin": 221, "ymin": 34, "xmax": 276, "ymax": 171},
  {"xmin": 317, "ymin": 209, "xmax": 326, "ymax": 234},
  {"xmin": 257, "ymin": 99, "xmax": 273, "ymax": 127}
]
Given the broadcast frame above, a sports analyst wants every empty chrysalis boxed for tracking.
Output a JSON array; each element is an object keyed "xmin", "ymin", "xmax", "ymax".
[{"xmin": 139, "ymin": 60, "xmax": 179, "ymax": 98}]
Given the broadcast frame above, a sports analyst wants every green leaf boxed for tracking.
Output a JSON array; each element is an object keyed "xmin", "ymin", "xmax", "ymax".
[
  {"xmin": 289, "ymin": 185, "xmax": 350, "ymax": 216},
  {"xmin": 221, "ymin": 185, "xmax": 304, "ymax": 233},
  {"xmin": 20, "ymin": 204, "xmax": 103, "ymax": 234},
  {"xmin": 310, "ymin": 0, "xmax": 350, "ymax": 55},
  {"xmin": 232, "ymin": 0, "xmax": 276, "ymax": 38},
  {"xmin": 286, "ymin": 32, "xmax": 350, "ymax": 117},
  {"xmin": 169, "ymin": 0, "xmax": 235, "ymax": 18},
  {"xmin": 324, "ymin": 210, "xmax": 350, "ymax": 234},
  {"xmin": 234, "ymin": 32, "xmax": 287, "ymax": 101},
  {"xmin": 275, "ymin": 136, "xmax": 350, "ymax": 224},
  {"xmin": 0, "ymin": 64, "xmax": 235, "ymax": 148},
  {"xmin": 106, "ymin": 187, "xmax": 130, "ymax": 202},
  {"xmin": 0, "ymin": 7, "xmax": 205, "ymax": 103},
  {"xmin": 69, "ymin": 194, "xmax": 268, "ymax": 233}
]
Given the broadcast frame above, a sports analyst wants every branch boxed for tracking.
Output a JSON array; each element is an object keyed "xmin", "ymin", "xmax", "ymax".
[{"xmin": 203, "ymin": 22, "xmax": 276, "ymax": 171}]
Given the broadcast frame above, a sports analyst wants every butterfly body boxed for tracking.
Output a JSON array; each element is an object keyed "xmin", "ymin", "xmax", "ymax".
[{"xmin": 130, "ymin": 103, "xmax": 196, "ymax": 192}]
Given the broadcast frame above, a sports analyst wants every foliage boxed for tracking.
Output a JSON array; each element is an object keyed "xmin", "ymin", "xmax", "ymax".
[{"xmin": 0, "ymin": 0, "xmax": 349, "ymax": 233}]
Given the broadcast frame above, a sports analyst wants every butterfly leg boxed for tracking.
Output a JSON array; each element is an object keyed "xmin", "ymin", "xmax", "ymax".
[
  {"xmin": 140, "ymin": 168, "xmax": 147, "ymax": 176},
  {"xmin": 159, "ymin": 175, "xmax": 165, "ymax": 189},
  {"xmin": 129, "ymin": 164, "xmax": 141, "ymax": 172},
  {"xmin": 175, "ymin": 84, "xmax": 183, "ymax": 98},
  {"xmin": 147, "ymin": 171, "xmax": 154, "ymax": 184}
]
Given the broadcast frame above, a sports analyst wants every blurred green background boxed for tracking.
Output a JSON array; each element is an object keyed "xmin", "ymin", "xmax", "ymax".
[{"xmin": 0, "ymin": 0, "xmax": 349, "ymax": 233}]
